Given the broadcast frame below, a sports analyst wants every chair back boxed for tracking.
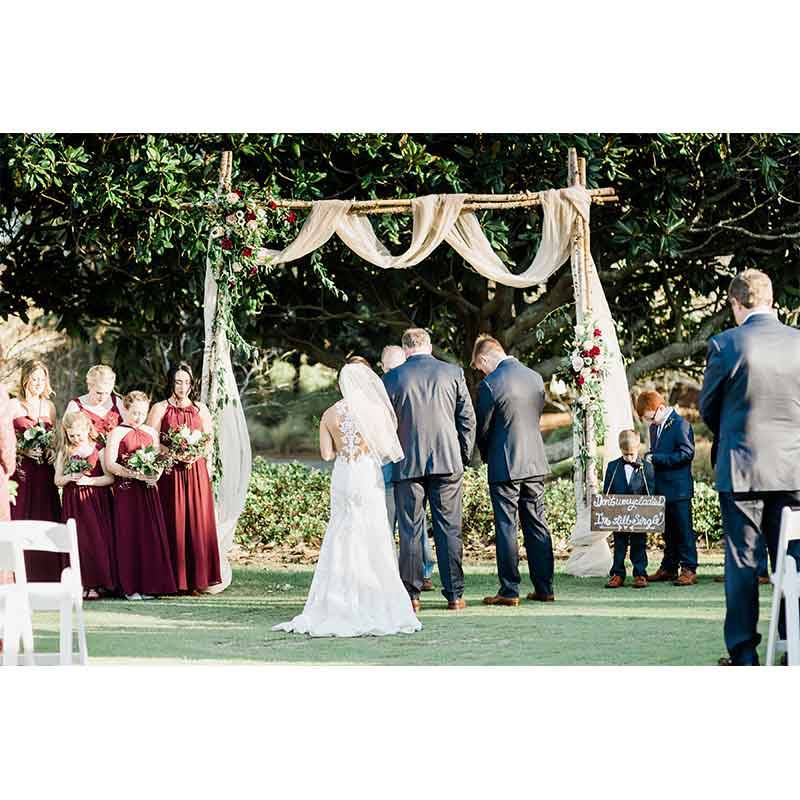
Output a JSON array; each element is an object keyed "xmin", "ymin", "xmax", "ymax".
[
  {"xmin": 774, "ymin": 507, "xmax": 800, "ymax": 579},
  {"xmin": 0, "ymin": 519, "xmax": 81, "ymax": 582},
  {"xmin": 0, "ymin": 526, "xmax": 28, "ymax": 586}
]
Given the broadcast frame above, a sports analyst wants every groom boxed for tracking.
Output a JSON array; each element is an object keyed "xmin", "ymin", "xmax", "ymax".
[
  {"xmin": 383, "ymin": 328, "xmax": 476, "ymax": 611},
  {"xmin": 472, "ymin": 335, "xmax": 555, "ymax": 605}
]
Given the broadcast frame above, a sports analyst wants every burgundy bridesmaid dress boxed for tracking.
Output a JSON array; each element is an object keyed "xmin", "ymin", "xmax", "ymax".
[
  {"xmin": 113, "ymin": 426, "xmax": 177, "ymax": 596},
  {"xmin": 158, "ymin": 402, "xmax": 221, "ymax": 592},
  {"xmin": 61, "ymin": 444, "xmax": 116, "ymax": 593},
  {"xmin": 11, "ymin": 414, "xmax": 67, "ymax": 581},
  {"xmin": 71, "ymin": 394, "xmax": 123, "ymax": 443}
]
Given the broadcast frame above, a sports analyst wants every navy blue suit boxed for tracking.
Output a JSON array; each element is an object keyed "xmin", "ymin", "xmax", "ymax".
[
  {"xmin": 604, "ymin": 457, "xmax": 656, "ymax": 578},
  {"xmin": 476, "ymin": 357, "xmax": 554, "ymax": 599},
  {"xmin": 648, "ymin": 409, "xmax": 698, "ymax": 575},
  {"xmin": 699, "ymin": 312, "xmax": 800, "ymax": 665}
]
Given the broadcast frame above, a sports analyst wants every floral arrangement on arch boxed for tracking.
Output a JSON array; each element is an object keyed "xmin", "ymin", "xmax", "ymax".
[
  {"xmin": 557, "ymin": 319, "xmax": 609, "ymax": 474},
  {"xmin": 207, "ymin": 183, "xmax": 300, "ymax": 304}
]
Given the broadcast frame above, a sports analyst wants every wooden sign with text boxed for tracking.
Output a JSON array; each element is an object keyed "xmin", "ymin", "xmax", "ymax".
[{"xmin": 590, "ymin": 494, "xmax": 666, "ymax": 533}]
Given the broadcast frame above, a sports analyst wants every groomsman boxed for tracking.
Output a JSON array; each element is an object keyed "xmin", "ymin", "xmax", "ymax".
[
  {"xmin": 383, "ymin": 329, "xmax": 475, "ymax": 611},
  {"xmin": 636, "ymin": 390, "xmax": 698, "ymax": 585},
  {"xmin": 472, "ymin": 335, "xmax": 555, "ymax": 606},
  {"xmin": 699, "ymin": 269, "xmax": 800, "ymax": 666},
  {"xmin": 380, "ymin": 345, "xmax": 435, "ymax": 592}
]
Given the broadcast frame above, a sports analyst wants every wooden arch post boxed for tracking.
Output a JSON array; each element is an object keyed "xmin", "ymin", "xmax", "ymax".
[{"xmin": 567, "ymin": 146, "xmax": 599, "ymax": 513}]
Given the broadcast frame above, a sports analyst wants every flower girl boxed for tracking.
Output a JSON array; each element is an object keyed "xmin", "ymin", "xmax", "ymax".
[{"xmin": 54, "ymin": 412, "xmax": 116, "ymax": 599}]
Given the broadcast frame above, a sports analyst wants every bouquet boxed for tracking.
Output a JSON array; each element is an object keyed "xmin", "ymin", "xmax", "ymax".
[
  {"xmin": 161, "ymin": 425, "xmax": 211, "ymax": 472},
  {"xmin": 63, "ymin": 455, "xmax": 93, "ymax": 477},
  {"xmin": 8, "ymin": 479, "xmax": 17, "ymax": 504},
  {"xmin": 122, "ymin": 445, "xmax": 169, "ymax": 487},
  {"xmin": 17, "ymin": 424, "xmax": 55, "ymax": 464}
]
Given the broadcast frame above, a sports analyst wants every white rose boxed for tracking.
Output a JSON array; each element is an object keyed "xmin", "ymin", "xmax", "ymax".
[
  {"xmin": 232, "ymin": 262, "xmax": 243, "ymax": 273},
  {"xmin": 581, "ymin": 367, "xmax": 593, "ymax": 380},
  {"xmin": 226, "ymin": 192, "xmax": 240, "ymax": 204},
  {"xmin": 582, "ymin": 339, "xmax": 594, "ymax": 351},
  {"xmin": 186, "ymin": 430, "xmax": 202, "ymax": 446},
  {"xmin": 225, "ymin": 214, "xmax": 237, "ymax": 225},
  {"xmin": 255, "ymin": 248, "xmax": 271, "ymax": 265},
  {"xmin": 246, "ymin": 219, "xmax": 259, "ymax": 231},
  {"xmin": 570, "ymin": 355, "xmax": 584, "ymax": 373},
  {"xmin": 550, "ymin": 378, "xmax": 567, "ymax": 396},
  {"xmin": 256, "ymin": 207, "xmax": 266, "ymax": 220}
]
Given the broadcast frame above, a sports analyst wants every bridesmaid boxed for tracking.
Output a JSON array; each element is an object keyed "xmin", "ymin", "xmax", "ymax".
[
  {"xmin": 10, "ymin": 360, "xmax": 66, "ymax": 581},
  {"xmin": 0, "ymin": 347, "xmax": 16, "ymax": 589},
  {"xmin": 65, "ymin": 364, "xmax": 126, "ymax": 445},
  {"xmin": 54, "ymin": 412, "xmax": 115, "ymax": 600},
  {"xmin": 104, "ymin": 391, "xmax": 176, "ymax": 600},
  {"xmin": 147, "ymin": 362, "xmax": 220, "ymax": 594}
]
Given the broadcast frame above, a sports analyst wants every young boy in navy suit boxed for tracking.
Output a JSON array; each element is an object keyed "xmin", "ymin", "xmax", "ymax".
[
  {"xmin": 604, "ymin": 429, "xmax": 656, "ymax": 589},
  {"xmin": 636, "ymin": 390, "xmax": 698, "ymax": 586}
]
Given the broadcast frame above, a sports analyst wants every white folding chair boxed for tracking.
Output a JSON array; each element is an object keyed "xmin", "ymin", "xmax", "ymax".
[
  {"xmin": 8, "ymin": 519, "xmax": 89, "ymax": 666},
  {"xmin": 766, "ymin": 507, "xmax": 800, "ymax": 666},
  {"xmin": 0, "ymin": 532, "xmax": 35, "ymax": 666}
]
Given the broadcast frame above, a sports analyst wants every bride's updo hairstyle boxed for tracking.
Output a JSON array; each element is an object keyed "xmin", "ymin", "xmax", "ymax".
[{"xmin": 338, "ymin": 356, "xmax": 372, "ymax": 391}]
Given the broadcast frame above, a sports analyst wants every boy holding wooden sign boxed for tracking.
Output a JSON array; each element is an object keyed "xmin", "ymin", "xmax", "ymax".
[{"xmin": 604, "ymin": 430, "xmax": 656, "ymax": 589}]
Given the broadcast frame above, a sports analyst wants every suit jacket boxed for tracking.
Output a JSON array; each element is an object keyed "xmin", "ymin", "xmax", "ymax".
[
  {"xmin": 699, "ymin": 312, "xmax": 800, "ymax": 493},
  {"xmin": 603, "ymin": 457, "xmax": 655, "ymax": 496},
  {"xmin": 382, "ymin": 353, "xmax": 476, "ymax": 481},
  {"xmin": 649, "ymin": 408, "xmax": 694, "ymax": 501},
  {"xmin": 475, "ymin": 357, "xmax": 550, "ymax": 484}
]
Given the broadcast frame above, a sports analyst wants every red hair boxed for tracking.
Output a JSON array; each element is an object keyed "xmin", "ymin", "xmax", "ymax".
[{"xmin": 635, "ymin": 390, "xmax": 665, "ymax": 418}]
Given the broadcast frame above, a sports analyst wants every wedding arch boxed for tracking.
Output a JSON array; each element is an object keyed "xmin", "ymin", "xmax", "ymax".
[{"xmin": 199, "ymin": 147, "xmax": 630, "ymax": 591}]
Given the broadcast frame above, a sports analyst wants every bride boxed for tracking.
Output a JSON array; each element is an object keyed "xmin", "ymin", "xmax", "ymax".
[{"xmin": 272, "ymin": 358, "xmax": 422, "ymax": 637}]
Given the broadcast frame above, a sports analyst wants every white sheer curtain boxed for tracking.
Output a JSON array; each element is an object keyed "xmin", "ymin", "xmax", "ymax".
[
  {"xmin": 206, "ymin": 185, "xmax": 630, "ymax": 587},
  {"xmin": 200, "ymin": 257, "xmax": 252, "ymax": 594}
]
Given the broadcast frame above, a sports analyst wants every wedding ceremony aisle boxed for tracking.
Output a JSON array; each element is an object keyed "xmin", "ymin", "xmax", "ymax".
[{"xmin": 24, "ymin": 555, "xmax": 773, "ymax": 666}]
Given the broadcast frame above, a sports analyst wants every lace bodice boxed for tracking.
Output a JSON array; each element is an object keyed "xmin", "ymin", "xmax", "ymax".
[{"xmin": 334, "ymin": 400, "xmax": 371, "ymax": 463}]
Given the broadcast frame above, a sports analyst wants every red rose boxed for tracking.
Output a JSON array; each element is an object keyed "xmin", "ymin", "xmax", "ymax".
[
  {"xmin": 220, "ymin": 238, "xmax": 233, "ymax": 250},
  {"xmin": 249, "ymin": 266, "xmax": 258, "ymax": 277},
  {"xmin": 233, "ymin": 189, "xmax": 243, "ymax": 198},
  {"xmin": 577, "ymin": 375, "xmax": 585, "ymax": 386},
  {"xmin": 241, "ymin": 247, "xmax": 253, "ymax": 257},
  {"xmin": 268, "ymin": 200, "xmax": 277, "ymax": 210},
  {"xmin": 245, "ymin": 211, "xmax": 256, "ymax": 221},
  {"xmin": 593, "ymin": 328, "xmax": 602, "ymax": 337},
  {"xmin": 590, "ymin": 345, "xmax": 601, "ymax": 357},
  {"xmin": 287, "ymin": 211, "xmax": 297, "ymax": 223},
  {"xmin": 580, "ymin": 350, "xmax": 588, "ymax": 358},
  {"xmin": 227, "ymin": 279, "xmax": 235, "ymax": 288}
]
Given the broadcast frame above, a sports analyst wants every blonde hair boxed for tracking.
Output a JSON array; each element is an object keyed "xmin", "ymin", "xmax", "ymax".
[
  {"xmin": 618, "ymin": 429, "xmax": 640, "ymax": 451},
  {"xmin": 729, "ymin": 269, "xmax": 773, "ymax": 309},
  {"xmin": 471, "ymin": 334, "xmax": 505, "ymax": 368},
  {"xmin": 60, "ymin": 411, "xmax": 96, "ymax": 460},
  {"xmin": 20, "ymin": 359, "xmax": 54, "ymax": 401},
  {"xmin": 123, "ymin": 390, "xmax": 149, "ymax": 409},
  {"xmin": 86, "ymin": 364, "xmax": 116, "ymax": 390}
]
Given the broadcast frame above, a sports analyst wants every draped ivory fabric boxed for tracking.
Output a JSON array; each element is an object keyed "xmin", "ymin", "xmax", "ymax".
[
  {"xmin": 204, "ymin": 185, "xmax": 630, "ymax": 588},
  {"xmin": 200, "ymin": 256, "xmax": 253, "ymax": 594}
]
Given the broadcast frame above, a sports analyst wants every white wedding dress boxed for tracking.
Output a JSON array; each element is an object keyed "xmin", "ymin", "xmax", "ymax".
[{"xmin": 272, "ymin": 399, "xmax": 422, "ymax": 637}]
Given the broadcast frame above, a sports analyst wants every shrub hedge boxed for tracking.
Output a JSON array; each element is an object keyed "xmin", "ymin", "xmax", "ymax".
[{"xmin": 236, "ymin": 458, "xmax": 724, "ymax": 553}]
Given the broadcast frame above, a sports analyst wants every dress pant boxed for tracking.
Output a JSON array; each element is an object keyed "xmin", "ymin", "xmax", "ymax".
[
  {"xmin": 720, "ymin": 490, "xmax": 800, "ymax": 665},
  {"xmin": 489, "ymin": 477, "xmax": 554, "ymax": 598},
  {"xmin": 659, "ymin": 498, "xmax": 698, "ymax": 573},
  {"xmin": 385, "ymin": 484, "xmax": 434, "ymax": 577},
  {"xmin": 395, "ymin": 473, "xmax": 463, "ymax": 601},
  {"xmin": 610, "ymin": 532, "xmax": 648, "ymax": 578}
]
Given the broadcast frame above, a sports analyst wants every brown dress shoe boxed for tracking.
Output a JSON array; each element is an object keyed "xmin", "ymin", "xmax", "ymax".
[
  {"xmin": 758, "ymin": 575, "xmax": 771, "ymax": 586},
  {"xmin": 447, "ymin": 598, "xmax": 466, "ymax": 611},
  {"xmin": 673, "ymin": 569, "xmax": 697, "ymax": 586},
  {"xmin": 647, "ymin": 568, "xmax": 678, "ymax": 582},
  {"xmin": 714, "ymin": 575, "xmax": 725, "ymax": 583},
  {"xmin": 482, "ymin": 594, "xmax": 520, "ymax": 606},
  {"xmin": 410, "ymin": 597, "xmax": 421, "ymax": 613},
  {"xmin": 632, "ymin": 575, "xmax": 648, "ymax": 589},
  {"xmin": 421, "ymin": 578, "xmax": 434, "ymax": 592},
  {"xmin": 525, "ymin": 592, "xmax": 555, "ymax": 602},
  {"xmin": 605, "ymin": 575, "xmax": 625, "ymax": 589}
]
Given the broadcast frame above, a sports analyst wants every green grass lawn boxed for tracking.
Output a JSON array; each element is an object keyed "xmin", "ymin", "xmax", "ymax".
[{"xmin": 29, "ymin": 554, "xmax": 775, "ymax": 665}]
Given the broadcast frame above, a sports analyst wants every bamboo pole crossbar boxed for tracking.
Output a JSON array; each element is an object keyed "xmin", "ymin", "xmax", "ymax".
[{"xmin": 185, "ymin": 184, "xmax": 618, "ymax": 213}]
